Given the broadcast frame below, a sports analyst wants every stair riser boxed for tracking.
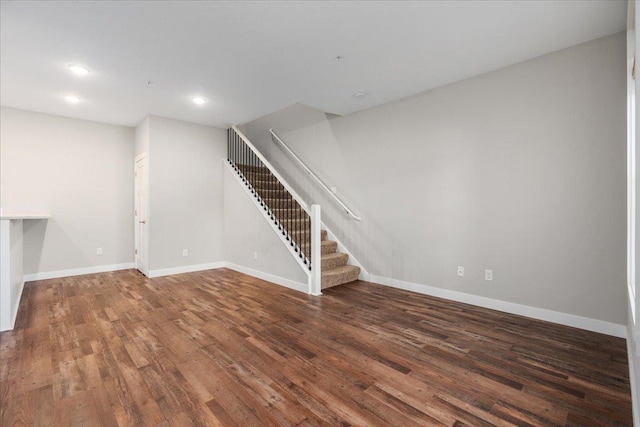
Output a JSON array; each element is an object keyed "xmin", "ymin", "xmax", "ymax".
[
  {"xmin": 321, "ymin": 241, "xmax": 337, "ymax": 255},
  {"xmin": 253, "ymin": 182, "xmax": 281, "ymax": 190},
  {"xmin": 322, "ymin": 254, "xmax": 348, "ymax": 270},
  {"xmin": 236, "ymin": 164, "xmax": 269, "ymax": 171},
  {"xmin": 236, "ymin": 164, "xmax": 269, "ymax": 172},
  {"xmin": 259, "ymin": 190, "xmax": 294, "ymax": 199},
  {"xmin": 241, "ymin": 172, "xmax": 273, "ymax": 180},
  {"xmin": 263, "ymin": 199, "xmax": 300, "ymax": 208},
  {"xmin": 271, "ymin": 208, "xmax": 304, "ymax": 215},
  {"xmin": 236, "ymin": 167, "xmax": 272, "ymax": 176}
]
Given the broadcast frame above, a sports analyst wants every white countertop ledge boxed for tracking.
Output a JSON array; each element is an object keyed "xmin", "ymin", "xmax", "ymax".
[{"xmin": 0, "ymin": 213, "xmax": 51, "ymax": 220}]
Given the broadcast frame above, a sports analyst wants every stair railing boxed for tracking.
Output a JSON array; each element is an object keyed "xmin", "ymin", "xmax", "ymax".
[
  {"xmin": 228, "ymin": 127, "xmax": 322, "ymax": 294},
  {"xmin": 269, "ymin": 128, "xmax": 362, "ymax": 221}
]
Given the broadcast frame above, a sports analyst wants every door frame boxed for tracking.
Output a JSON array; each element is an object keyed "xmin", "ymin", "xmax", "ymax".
[{"xmin": 134, "ymin": 153, "xmax": 149, "ymax": 276}]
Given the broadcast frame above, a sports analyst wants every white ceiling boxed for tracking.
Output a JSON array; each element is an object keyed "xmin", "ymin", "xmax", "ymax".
[{"xmin": 0, "ymin": 1, "xmax": 627, "ymax": 128}]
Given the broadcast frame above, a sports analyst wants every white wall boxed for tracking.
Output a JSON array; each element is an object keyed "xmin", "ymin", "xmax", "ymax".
[
  {"xmin": 135, "ymin": 116, "xmax": 150, "ymax": 157},
  {"xmin": 242, "ymin": 32, "xmax": 627, "ymax": 326},
  {"xmin": 147, "ymin": 116, "xmax": 226, "ymax": 273},
  {"xmin": 0, "ymin": 107, "xmax": 135, "ymax": 275},
  {"xmin": 223, "ymin": 163, "xmax": 308, "ymax": 290}
]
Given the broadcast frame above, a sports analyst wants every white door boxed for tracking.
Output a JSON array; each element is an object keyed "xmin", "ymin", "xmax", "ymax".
[{"xmin": 134, "ymin": 155, "xmax": 149, "ymax": 276}]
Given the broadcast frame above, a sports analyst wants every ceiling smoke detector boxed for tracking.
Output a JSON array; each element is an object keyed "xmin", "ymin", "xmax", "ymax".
[{"xmin": 353, "ymin": 92, "xmax": 367, "ymax": 98}]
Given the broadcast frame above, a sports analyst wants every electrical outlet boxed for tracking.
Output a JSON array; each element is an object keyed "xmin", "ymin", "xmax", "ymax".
[
  {"xmin": 485, "ymin": 269, "xmax": 493, "ymax": 281},
  {"xmin": 457, "ymin": 266, "xmax": 464, "ymax": 277},
  {"xmin": 253, "ymin": 251, "xmax": 258, "ymax": 260},
  {"xmin": 96, "ymin": 247, "xmax": 103, "ymax": 256},
  {"xmin": 182, "ymin": 249, "xmax": 188, "ymax": 257}
]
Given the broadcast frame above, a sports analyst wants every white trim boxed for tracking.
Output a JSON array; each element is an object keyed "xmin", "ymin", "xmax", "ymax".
[
  {"xmin": 148, "ymin": 262, "xmax": 225, "ymax": 278},
  {"xmin": 20, "ymin": 261, "xmax": 307, "ymax": 296},
  {"xmin": 224, "ymin": 159, "xmax": 311, "ymax": 278},
  {"xmin": 627, "ymin": 322, "xmax": 640, "ymax": 427},
  {"xmin": 0, "ymin": 213, "xmax": 51, "ymax": 220},
  {"xmin": 323, "ymin": 225, "xmax": 371, "ymax": 282},
  {"xmin": 134, "ymin": 153, "xmax": 149, "ymax": 277},
  {"xmin": 225, "ymin": 262, "xmax": 308, "ymax": 293},
  {"xmin": 370, "ymin": 274, "xmax": 627, "ymax": 338},
  {"xmin": 24, "ymin": 262, "xmax": 135, "ymax": 282}
]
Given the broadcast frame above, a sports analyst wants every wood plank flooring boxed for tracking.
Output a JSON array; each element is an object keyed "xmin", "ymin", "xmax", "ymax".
[{"xmin": 0, "ymin": 268, "xmax": 632, "ymax": 426}]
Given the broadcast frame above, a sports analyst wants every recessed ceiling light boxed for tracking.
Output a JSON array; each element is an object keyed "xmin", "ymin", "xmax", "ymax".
[
  {"xmin": 191, "ymin": 96, "xmax": 207, "ymax": 105},
  {"xmin": 353, "ymin": 92, "xmax": 367, "ymax": 98},
  {"xmin": 64, "ymin": 95, "xmax": 81, "ymax": 103},
  {"xmin": 68, "ymin": 65, "xmax": 90, "ymax": 76}
]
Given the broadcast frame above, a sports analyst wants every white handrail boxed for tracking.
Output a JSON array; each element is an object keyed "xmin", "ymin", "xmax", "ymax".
[
  {"xmin": 231, "ymin": 126, "xmax": 309, "ymax": 212},
  {"xmin": 269, "ymin": 129, "xmax": 362, "ymax": 221}
]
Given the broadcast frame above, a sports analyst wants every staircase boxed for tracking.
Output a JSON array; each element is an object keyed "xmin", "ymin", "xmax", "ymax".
[{"xmin": 237, "ymin": 163, "xmax": 360, "ymax": 289}]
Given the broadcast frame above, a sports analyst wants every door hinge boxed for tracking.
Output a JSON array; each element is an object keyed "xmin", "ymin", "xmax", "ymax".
[
  {"xmin": 135, "ymin": 249, "xmax": 138, "ymax": 255},
  {"xmin": 134, "ymin": 209, "xmax": 137, "ymax": 216},
  {"xmin": 135, "ymin": 171, "xmax": 138, "ymax": 177}
]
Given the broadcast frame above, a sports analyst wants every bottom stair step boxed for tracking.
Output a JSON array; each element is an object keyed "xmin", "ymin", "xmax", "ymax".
[{"xmin": 321, "ymin": 265, "xmax": 360, "ymax": 289}]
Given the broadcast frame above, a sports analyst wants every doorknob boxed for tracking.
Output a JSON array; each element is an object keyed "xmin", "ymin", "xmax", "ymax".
[{"xmin": 139, "ymin": 220, "xmax": 146, "ymax": 224}]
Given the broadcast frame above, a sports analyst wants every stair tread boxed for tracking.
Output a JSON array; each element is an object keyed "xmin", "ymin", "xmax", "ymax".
[
  {"xmin": 322, "ymin": 252, "xmax": 347, "ymax": 260},
  {"xmin": 321, "ymin": 251, "xmax": 349, "ymax": 270}
]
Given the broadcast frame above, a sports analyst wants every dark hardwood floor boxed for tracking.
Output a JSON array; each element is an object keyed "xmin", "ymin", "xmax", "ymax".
[{"xmin": 0, "ymin": 268, "xmax": 632, "ymax": 426}]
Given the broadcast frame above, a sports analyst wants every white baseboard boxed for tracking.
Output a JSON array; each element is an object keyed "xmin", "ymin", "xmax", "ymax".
[
  {"xmin": 24, "ymin": 262, "xmax": 135, "ymax": 282},
  {"xmin": 21, "ymin": 260, "xmax": 308, "ymax": 295},
  {"xmin": 21, "ymin": 259, "xmax": 625, "ymax": 339},
  {"xmin": 148, "ymin": 262, "xmax": 226, "ymax": 278},
  {"xmin": 225, "ymin": 262, "xmax": 308, "ymax": 293},
  {"xmin": 370, "ymin": 274, "xmax": 627, "ymax": 338}
]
